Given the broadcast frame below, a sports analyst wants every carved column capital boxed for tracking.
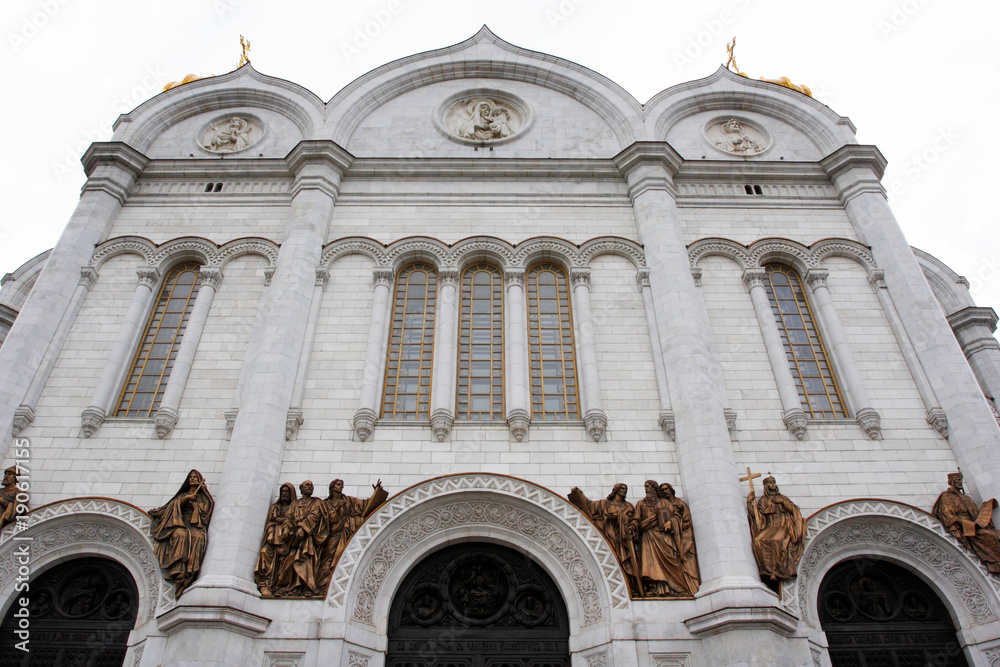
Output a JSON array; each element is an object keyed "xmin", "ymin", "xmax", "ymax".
[
  {"xmin": 804, "ymin": 269, "xmax": 830, "ymax": 292},
  {"xmin": 80, "ymin": 406, "xmax": 107, "ymax": 438},
  {"xmin": 570, "ymin": 267, "xmax": 592, "ymax": 288},
  {"xmin": 286, "ymin": 408, "xmax": 304, "ymax": 441},
  {"xmin": 353, "ymin": 407, "xmax": 377, "ymax": 442},
  {"xmin": 79, "ymin": 267, "xmax": 98, "ymax": 290},
  {"xmin": 724, "ymin": 409, "xmax": 737, "ymax": 439},
  {"xmin": 12, "ymin": 405, "xmax": 35, "ymax": 436},
  {"xmin": 867, "ymin": 269, "xmax": 887, "ymax": 292},
  {"xmin": 925, "ymin": 407, "xmax": 948, "ymax": 439},
  {"xmin": 223, "ymin": 408, "xmax": 238, "ymax": 436},
  {"xmin": 506, "ymin": 408, "xmax": 530, "ymax": 442},
  {"xmin": 636, "ymin": 268, "xmax": 651, "ymax": 290},
  {"xmin": 430, "ymin": 408, "xmax": 454, "ymax": 442},
  {"xmin": 742, "ymin": 268, "xmax": 767, "ymax": 292},
  {"xmin": 856, "ymin": 407, "xmax": 882, "ymax": 440},
  {"xmin": 438, "ymin": 268, "xmax": 460, "ymax": 286},
  {"xmin": 691, "ymin": 267, "xmax": 703, "ymax": 287},
  {"xmin": 197, "ymin": 268, "xmax": 223, "ymax": 290},
  {"xmin": 136, "ymin": 267, "xmax": 160, "ymax": 289},
  {"xmin": 584, "ymin": 409, "xmax": 607, "ymax": 442},
  {"xmin": 504, "ymin": 268, "xmax": 525, "ymax": 287},
  {"xmin": 263, "ymin": 268, "xmax": 275, "ymax": 286},
  {"xmin": 373, "ymin": 268, "xmax": 395, "ymax": 289},
  {"xmin": 315, "ymin": 267, "xmax": 330, "ymax": 288},
  {"xmin": 154, "ymin": 406, "xmax": 179, "ymax": 439},
  {"xmin": 658, "ymin": 410, "xmax": 676, "ymax": 441},
  {"xmin": 782, "ymin": 408, "xmax": 808, "ymax": 441}
]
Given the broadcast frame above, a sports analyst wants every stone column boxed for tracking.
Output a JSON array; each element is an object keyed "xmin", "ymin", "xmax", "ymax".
[
  {"xmin": 80, "ymin": 266, "xmax": 160, "ymax": 437},
  {"xmin": 947, "ymin": 306, "xmax": 1000, "ymax": 412},
  {"xmin": 868, "ymin": 269, "xmax": 949, "ymax": 437},
  {"xmin": 504, "ymin": 268, "xmax": 530, "ymax": 441},
  {"xmin": 743, "ymin": 268, "xmax": 809, "ymax": 440},
  {"xmin": 13, "ymin": 267, "xmax": 97, "ymax": 436},
  {"xmin": 191, "ymin": 141, "xmax": 353, "ymax": 603},
  {"xmin": 153, "ymin": 268, "xmax": 223, "ymax": 439},
  {"xmin": 286, "ymin": 267, "xmax": 330, "ymax": 440},
  {"xmin": 637, "ymin": 268, "xmax": 676, "ymax": 440},
  {"xmin": 353, "ymin": 267, "xmax": 394, "ymax": 442},
  {"xmin": 822, "ymin": 145, "xmax": 1000, "ymax": 504},
  {"xmin": 0, "ymin": 143, "xmax": 147, "ymax": 457},
  {"xmin": 613, "ymin": 144, "xmax": 765, "ymax": 598},
  {"xmin": 804, "ymin": 269, "xmax": 882, "ymax": 439},
  {"xmin": 570, "ymin": 268, "xmax": 607, "ymax": 442},
  {"xmin": 429, "ymin": 268, "xmax": 459, "ymax": 441}
]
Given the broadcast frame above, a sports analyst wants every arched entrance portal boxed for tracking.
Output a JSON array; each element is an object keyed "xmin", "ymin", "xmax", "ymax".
[
  {"xmin": 0, "ymin": 556, "xmax": 139, "ymax": 667},
  {"xmin": 387, "ymin": 543, "xmax": 570, "ymax": 667},
  {"xmin": 819, "ymin": 558, "xmax": 968, "ymax": 667}
]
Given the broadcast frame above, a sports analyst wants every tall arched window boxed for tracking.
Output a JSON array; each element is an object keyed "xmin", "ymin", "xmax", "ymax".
[
  {"xmin": 116, "ymin": 263, "xmax": 201, "ymax": 418},
  {"xmin": 526, "ymin": 264, "xmax": 579, "ymax": 420},
  {"xmin": 382, "ymin": 263, "xmax": 437, "ymax": 419},
  {"xmin": 763, "ymin": 264, "xmax": 847, "ymax": 418},
  {"xmin": 456, "ymin": 263, "xmax": 504, "ymax": 420}
]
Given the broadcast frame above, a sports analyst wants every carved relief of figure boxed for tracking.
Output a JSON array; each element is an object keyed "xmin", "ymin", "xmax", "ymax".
[
  {"xmin": 275, "ymin": 480, "xmax": 329, "ymax": 596},
  {"xmin": 746, "ymin": 475, "xmax": 807, "ymax": 581},
  {"xmin": 317, "ymin": 478, "xmax": 387, "ymax": 591},
  {"xmin": 634, "ymin": 481, "xmax": 699, "ymax": 597},
  {"xmin": 453, "ymin": 99, "xmax": 517, "ymax": 141},
  {"xmin": 254, "ymin": 482, "xmax": 296, "ymax": 597},
  {"xmin": 715, "ymin": 118, "xmax": 762, "ymax": 154},
  {"xmin": 932, "ymin": 471, "xmax": 1000, "ymax": 573},
  {"xmin": 204, "ymin": 116, "xmax": 253, "ymax": 152},
  {"xmin": 148, "ymin": 470, "xmax": 214, "ymax": 598},
  {"xmin": 1, "ymin": 466, "xmax": 25, "ymax": 529},
  {"xmin": 568, "ymin": 483, "xmax": 639, "ymax": 594}
]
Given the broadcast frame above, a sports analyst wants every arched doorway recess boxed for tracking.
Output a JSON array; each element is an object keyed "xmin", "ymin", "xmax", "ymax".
[
  {"xmin": 386, "ymin": 542, "xmax": 570, "ymax": 667},
  {"xmin": 819, "ymin": 558, "xmax": 968, "ymax": 667},
  {"xmin": 0, "ymin": 556, "xmax": 139, "ymax": 667}
]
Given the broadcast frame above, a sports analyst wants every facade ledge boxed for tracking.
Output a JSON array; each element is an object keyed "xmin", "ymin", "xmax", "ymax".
[
  {"xmin": 684, "ymin": 605, "xmax": 799, "ymax": 638},
  {"xmin": 157, "ymin": 604, "xmax": 270, "ymax": 637}
]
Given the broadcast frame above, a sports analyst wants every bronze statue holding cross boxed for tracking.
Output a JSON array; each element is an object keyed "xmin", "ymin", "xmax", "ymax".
[{"xmin": 742, "ymin": 469, "xmax": 808, "ymax": 582}]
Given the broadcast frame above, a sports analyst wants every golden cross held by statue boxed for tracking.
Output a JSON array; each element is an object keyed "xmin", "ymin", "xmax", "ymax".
[
  {"xmin": 740, "ymin": 466, "xmax": 761, "ymax": 495},
  {"xmin": 239, "ymin": 35, "xmax": 251, "ymax": 69},
  {"xmin": 724, "ymin": 37, "xmax": 741, "ymax": 75}
]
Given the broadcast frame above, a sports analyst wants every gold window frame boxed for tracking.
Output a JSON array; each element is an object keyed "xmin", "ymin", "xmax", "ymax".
[
  {"xmin": 382, "ymin": 263, "xmax": 437, "ymax": 420},
  {"xmin": 526, "ymin": 263, "xmax": 580, "ymax": 420},
  {"xmin": 456, "ymin": 263, "xmax": 504, "ymax": 420}
]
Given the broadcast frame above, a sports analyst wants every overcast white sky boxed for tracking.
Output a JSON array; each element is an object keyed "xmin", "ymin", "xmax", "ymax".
[{"xmin": 1, "ymin": 0, "xmax": 997, "ymax": 322}]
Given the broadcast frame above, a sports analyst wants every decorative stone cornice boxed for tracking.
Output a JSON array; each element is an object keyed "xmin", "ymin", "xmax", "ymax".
[
  {"xmin": 570, "ymin": 267, "xmax": 592, "ymax": 288},
  {"xmin": 12, "ymin": 405, "xmax": 34, "ymax": 436},
  {"xmin": 157, "ymin": 604, "xmax": 270, "ymax": 637},
  {"xmin": 153, "ymin": 406, "xmax": 179, "ymax": 439},
  {"xmin": 819, "ymin": 144, "xmax": 887, "ymax": 183},
  {"xmin": 742, "ymin": 268, "xmax": 767, "ymax": 291},
  {"xmin": 430, "ymin": 408, "xmax": 454, "ymax": 442},
  {"xmin": 658, "ymin": 410, "xmax": 676, "ymax": 441},
  {"xmin": 855, "ymin": 407, "xmax": 882, "ymax": 440},
  {"xmin": 803, "ymin": 269, "xmax": 829, "ymax": 292},
  {"xmin": 80, "ymin": 142, "xmax": 150, "ymax": 205},
  {"xmin": 685, "ymin": 606, "xmax": 799, "ymax": 637},
  {"xmin": 80, "ymin": 405, "xmax": 107, "ymax": 438},
  {"xmin": 612, "ymin": 142, "xmax": 684, "ymax": 196},
  {"xmin": 507, "ymin": 408, "xmax": 530, "ymax": 442},
  {"xmin": 284, "ymin": 140, "xmax": 355, "ymax": 199},
  {"xmin": 197, "ymin": 268, "xmax": 223, "ymax": 290},
  {"xmin": 783, "ymin": 408, "xmax": 808, "ymax": 441},
  {"xmin": 584, "ymin": 409, "xmax": 607, "ymax": 443},
  {"xmin": 136, "ymin": 267, "xmax": 160, "ymax": 289},
  {"xmin": 79, "ymin": 267, "xmax": 98, "ymax": 290},
  {"xmin": 947, "ymin": 306, "xmax": 999, "ymax": 334}
]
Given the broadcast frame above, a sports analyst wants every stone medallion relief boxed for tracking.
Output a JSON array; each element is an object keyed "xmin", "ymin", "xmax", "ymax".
[
  {"xmin": 199, "ymin": 114, "xmax": 264, "ymax": 153},
  {"xmin": 704, "ymin": 116, "xmax": 770, "ymax": 157},
  {"xmin": 440, "ymin": 94, "xmax": 529, "ymax": 145}
]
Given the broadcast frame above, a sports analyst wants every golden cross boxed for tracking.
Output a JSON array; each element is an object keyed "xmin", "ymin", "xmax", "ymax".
[
  {"xmin": 239, "ymin": 34, "xmax": 251, "ymax": 68},
  {"xmin": 724, "ymin": 37, "xmax": 740, "ymax": 74},
  {"xmin": 739, "ymin": 466, "xmax": 761, "ymax": 495}
]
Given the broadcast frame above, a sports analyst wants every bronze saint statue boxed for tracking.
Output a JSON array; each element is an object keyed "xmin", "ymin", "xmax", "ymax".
[
  {"xmin": 745, "ymin": 473, "xmax": 807, "ymax": 581},
  {"xmin": 274, "ymin": 480, "xmax": 329, "ymax": 597},
  {"xmin": 317, "ymin": 478, "xmax": 387, "ymax": 591},
  {"xmin": 255, "ymin": 482, "xmax": 296, "ymax": 597},
  {"xmin": 634, "ymin": 481, "xmax": 700, "ymax": 597},
  {"xmin": 933, "ymin": 470, "xmax": 1000, "ymax": 573},
  {"xmin": 1, "ymin": 466, "xmax": 25, "ymax": 529},
  {"xmin": 149, "ymin": 470, "xmax": 214, "ymax": 597},
  {"xmin": 568, "ymin": 483, "xmax": 640, "ymax": 595}
]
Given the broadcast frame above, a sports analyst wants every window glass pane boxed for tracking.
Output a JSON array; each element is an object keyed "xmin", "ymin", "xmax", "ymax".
[
  {"xmin": 526, "ymin": 264, "xmax": 579, "ymax": 420},
  {"xmin": 115, "ymin": 264, "xmax": 202, "ymax": 418},
  {"xmin": 382, "ymin": 264, "xmax": 437, "ymax": 419},
  {"xmin": 456, "ymin": 265, "xmax": 504, "ymax": 420},
  {"xmin": 763, "ymin": 264, "xmax": 847, "ymax": 419}
]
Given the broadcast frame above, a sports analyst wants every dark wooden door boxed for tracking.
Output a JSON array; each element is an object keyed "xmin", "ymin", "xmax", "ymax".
[
  {"xmin": 0, "ymin": 557, "xmax": 138, "ymax": 667},
  {"xmin": 387, "ymin": 543, "xmax": 570, "ymax": 667},
  {"xmin": 819, "ymin": 558, "xmax": 968, "ymax": 667}
]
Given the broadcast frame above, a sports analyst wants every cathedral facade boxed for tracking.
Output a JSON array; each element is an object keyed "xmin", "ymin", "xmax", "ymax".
[{"xmin": 2, "ymin": 27, "xmax": 1000, "ymax": 667}]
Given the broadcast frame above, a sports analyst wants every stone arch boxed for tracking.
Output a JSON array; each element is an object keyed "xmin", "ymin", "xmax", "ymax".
[
  {"xmin": 90, "ymin": 236, "xmax": 279, "ymax": 275},
  {"xmin": 688, "ymin": 237, "xmax": 876, "ymax": 276},
  {"xmin": 0, "ymin": 498, "xmax": 172, "ymax": 632},
  {"xmin": 326, "ymin": 474, "xmax": 627, "ymax": 657},
  {"xmin": 577, "ymin": 237, "xmax": 646, "ymax": 270},
  {"xmin": 321, "ymin": 237, "xmax": 389, "ymax": 269},
  {"xmin": 782, "ymin": 499, "xmax": 1000, "ymax": 660},
  {"xmin": 382, "ymin": 237, "xmax": 452, "ymax": 273},
  {"xmin": 513, "ymin": 237, "xmax": 581, "ymax": 274},
  {"xmin": 449, "ymin": 237, "xmax": 516, "ymax": 272}
]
